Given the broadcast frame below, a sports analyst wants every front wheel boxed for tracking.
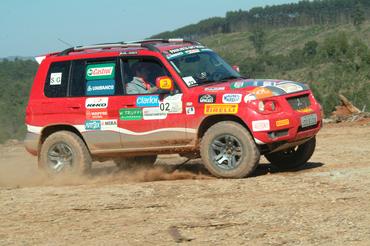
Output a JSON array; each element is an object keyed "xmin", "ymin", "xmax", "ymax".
[
  {"xmin": 265, "ymin": 137, "xmax": 316, "ymax": 170},
  {"xmin": 39, "ymin": 131, "xmax": 92, "ymax": 176},
  {"xmin": 200, "ymin": 121, "xmax": 260, "ymax": 178}
]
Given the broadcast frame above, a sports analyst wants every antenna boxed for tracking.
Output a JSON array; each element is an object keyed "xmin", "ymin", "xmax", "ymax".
[{"xmin": 57, "ymin": 38, "xmax": 74, "ymax": 47}]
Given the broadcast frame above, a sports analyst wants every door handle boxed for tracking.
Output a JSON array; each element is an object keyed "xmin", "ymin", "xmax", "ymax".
[
  {"xmin": 67, "ymin": 104, "xmax": 82, "ymax": 110},
  {"xmin": 121, "ymin": 104, "xmax": 135, "ymax": 108}
]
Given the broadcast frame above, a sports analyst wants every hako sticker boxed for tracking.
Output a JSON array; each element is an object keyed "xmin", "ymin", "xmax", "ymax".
[{"xmin": 85, "ymin": 97, "xmax": 108, "ymax": 109}]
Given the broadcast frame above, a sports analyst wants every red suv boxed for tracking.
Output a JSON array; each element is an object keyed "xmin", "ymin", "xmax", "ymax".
[{"xmin": 25, "ymin": 39, "xmax": 322, "ymax": 178}]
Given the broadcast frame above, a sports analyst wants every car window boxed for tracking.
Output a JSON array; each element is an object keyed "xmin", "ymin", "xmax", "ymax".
[
  {"xmin": 70, "ymin": 58, "xmax": 123, "ymax": 97},
  {"xmin": 44, "ymin": 61, "xmax": 70, "ymax": 98},
  {"xmin": 122, "ymin": 58, "xmax": 172, "ymax": 95}
]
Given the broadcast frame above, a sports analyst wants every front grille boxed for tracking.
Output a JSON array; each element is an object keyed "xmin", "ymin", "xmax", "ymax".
[{"xmin": 287, "ymin": 94, "xmax": 311, "ymax": 110}]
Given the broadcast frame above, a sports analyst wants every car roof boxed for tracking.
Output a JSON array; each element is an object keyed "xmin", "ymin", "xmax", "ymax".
[{"xmin": 49, "ymin": 39, "xmax": 205, "ymax": 58}]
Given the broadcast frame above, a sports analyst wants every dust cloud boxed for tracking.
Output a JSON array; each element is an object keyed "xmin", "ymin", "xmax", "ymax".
[{"xmin": 0, "ymin": 144, "xmax": 212, "ymax": 188}]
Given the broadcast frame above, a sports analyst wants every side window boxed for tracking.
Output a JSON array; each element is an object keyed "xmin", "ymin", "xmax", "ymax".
[
  {"xmin": 44, "ymin": 61, "xmax": 70, "ymax": 98},
  {"xmin": 122, "ymin": 58, "xmax": 173, "ymax": 95},
  {"xmin": 70, "ymin": 59, "xmax": 122, "ymax": 97}
]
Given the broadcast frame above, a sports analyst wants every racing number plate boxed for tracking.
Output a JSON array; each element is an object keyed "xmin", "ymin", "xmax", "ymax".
[{"xmin": 300, "ymin": 113, "xmax": 317, "ymax": 128}]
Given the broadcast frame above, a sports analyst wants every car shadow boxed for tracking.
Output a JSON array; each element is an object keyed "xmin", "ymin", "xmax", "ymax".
[
  {"xmin": 89, "ymin": 160, "xmax": 324, "ymax": 180},
  {"xmin": 251, "ymin": 162, "xmax": 325, "ymax": 177}
]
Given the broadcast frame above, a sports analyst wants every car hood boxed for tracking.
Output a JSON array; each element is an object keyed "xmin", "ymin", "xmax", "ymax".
[{"xmin": 198, "ymin": 79, "xmax": 309, "ymax": 100}]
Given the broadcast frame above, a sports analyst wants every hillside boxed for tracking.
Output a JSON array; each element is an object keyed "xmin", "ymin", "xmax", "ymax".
[{"xmin": 199, "ymin": 21, "xmax": 370, "ymax": 114}]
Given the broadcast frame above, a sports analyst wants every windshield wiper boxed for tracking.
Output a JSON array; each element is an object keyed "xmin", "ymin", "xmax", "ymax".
[{"xmin": 219, "ymin": 76, "xmax": 242, "ymax": 82}]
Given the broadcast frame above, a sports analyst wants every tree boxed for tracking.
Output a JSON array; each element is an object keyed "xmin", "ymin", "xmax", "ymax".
[
  {"xmin": 249, "ymin": 29, "xmax": 266, "ymax": 54},
  {"xmin": 303, "ymin": 41, "xmax": 319, "ymax": 57},
  {"xmin": 352, "ymin": 1, "xmax": 365, "ymax": 27}
]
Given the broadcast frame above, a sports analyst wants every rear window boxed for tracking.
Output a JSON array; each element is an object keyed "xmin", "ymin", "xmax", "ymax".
[{"xmin": 44, "ymin": 61, "xmax": 70, "ymax": 98}]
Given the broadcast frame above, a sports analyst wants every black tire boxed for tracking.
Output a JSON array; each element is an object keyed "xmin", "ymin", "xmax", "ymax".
[
  {"xmin": 39, "ymin": 131, "xmax": 92, "ymax": 175},
  {"xmin": 265, "ymin": 136, "xmax": 316, "ymax": 170},
  {"xmin": 114, "ymin": 155, "xmax": 157, "ymax": 170},
  {"xmin": 200, "ymin": 121, "xmax": 260, "ymax": 178}
]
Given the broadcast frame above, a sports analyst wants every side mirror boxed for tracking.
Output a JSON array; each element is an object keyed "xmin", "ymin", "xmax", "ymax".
[
  {"xmin": 156, "ymin": 76, "xmax": 174, "ymax": 91},
  {"xmin": 232, "ymin": 65, "xmax": 240, "ymax": 73}
]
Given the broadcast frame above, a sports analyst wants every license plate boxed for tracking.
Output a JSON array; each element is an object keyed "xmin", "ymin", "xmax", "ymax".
[{"xmin": 300, "ymin": 114, "xmax": 317, "ymax": 128}]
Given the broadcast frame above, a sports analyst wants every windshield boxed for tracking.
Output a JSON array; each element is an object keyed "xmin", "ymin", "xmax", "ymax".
[{"xmin": 168, "ymin": 51, "xmax": 241, "ymax": 87}]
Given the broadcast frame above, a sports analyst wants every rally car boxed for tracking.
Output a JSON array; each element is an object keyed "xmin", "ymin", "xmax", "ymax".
[{"xmin": 25, "ymin": 39, "xmax": 322, "ymax": 178}]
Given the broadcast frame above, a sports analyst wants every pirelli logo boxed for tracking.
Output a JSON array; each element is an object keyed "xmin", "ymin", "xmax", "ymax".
[{"xmin": 204, "ymin": 104, "xmax": 238, "ymax": 115}]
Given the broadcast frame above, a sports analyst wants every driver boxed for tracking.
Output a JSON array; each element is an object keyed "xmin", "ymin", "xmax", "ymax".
[{"xmin": 126, "ymin": 63, "xmax": 158, "ymax": 94}]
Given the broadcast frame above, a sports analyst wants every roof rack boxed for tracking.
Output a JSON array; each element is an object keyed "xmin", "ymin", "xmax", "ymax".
[{"xmin": 58, "ymin": 39, "xmax": 201, "ymax": 56}]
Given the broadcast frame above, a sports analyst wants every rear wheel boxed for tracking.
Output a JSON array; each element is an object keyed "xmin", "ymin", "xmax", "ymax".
[
  {"xmin": 265, "ymin": 137, "xmax": 316, "ymax": 170},
  {"xmin": 200, "ymin": 121, "xmax": 260, "ymax": 178},
  {"xmin": 39, "ymin": 131, "xmax": 92, "ymax": 175},
  {"xmin": 114, "ymin": 155, "xmax": 157, "ymax": 170}
]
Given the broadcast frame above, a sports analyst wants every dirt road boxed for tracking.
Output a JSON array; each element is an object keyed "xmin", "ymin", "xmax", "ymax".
[{"xmin": 1, "ymin": 122, "xmax": 370, "ymax": 245}]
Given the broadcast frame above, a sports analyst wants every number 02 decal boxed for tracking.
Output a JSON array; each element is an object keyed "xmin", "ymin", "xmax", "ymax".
[{"xmin": 159, "ymin": 102, "xmax": 170, "ymax": 111}]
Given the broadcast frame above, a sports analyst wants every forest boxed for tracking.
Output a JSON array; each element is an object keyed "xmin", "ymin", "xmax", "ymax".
[{"xmin": 152, "ymin": 0, "xmax": 369, "ymax": 39}]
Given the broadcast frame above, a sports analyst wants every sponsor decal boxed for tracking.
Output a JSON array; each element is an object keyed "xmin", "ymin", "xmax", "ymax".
[
  {"xmin": 136, "ymin": 95, "xmax": 159, "ymax": 107},
  {"xmin": 276, "ymin": 119, "xmax": 290, "ymax": 127},
  {"xmin": 231, "ymin": 80, "xmax": 278, "ymax": 89},
  {"xmin": 186, "ymin": 102, "xmax": 193, "ymax": 106},
  {"xmin": 119, "ymin": 108, "xmax": 143, "ymax": 121},
  {"xmin": 50, "ymin": 72, "xmax": 62, "ymax": 85},
  {"xmin": 252, "ymin": 120, "xmax": 270, "ymax": 132},
  {"xmin": 86, "ymin": 80, "xmax": 115, "ymax": 96},
  {"xmin": 252, "ymin": 87, "xmax": 274, "ymax": 99},
  {"xmin": 186, "ymin": 107, "xmax": 195, "ymax": 115},
  {"xmin": 85, "ymin": 120, "xmax": 101, "ymax": 130},
  {"xmin": 204, "ymin": 104, "xmax": 238, "ymax": 115},
  {"xmin": 297, "ymin": 107, "xmax": 313, "ymax": 113},
  {"xmin": 185, "ymin": 49, "xmax": 200, "ymax": 54},
  {"xmin": 86, "ymin": 63, "xmax": 115, "ymax": 80},
  {"xmin": 230, "ymin": 81, "xmax": 248, "ymax": 89},
  {"xmin": 85, "ymin": 97, "xmax": 108, "ymax": 109},
  {"xmin": 182, "ymin": 76, "xmax": 197, "ymax": 87},
  {"xmin": 199, "ymin": 94, "xmax": 216, "ymax": 104},
  {"xmin": 204, "ymin": 87, "xmax": 225, "ymax": 92},
  {"xmin": 244, "ymin": 94, "xmax": 257, "ymax": 103},
  {"xmin": 120, "ymin": 51, "xmax": 138, "ymax": 55},
  {"xmin": 167, "ymin": 45, "xmax": 205, "ymax": 54},
  {"xmin": 143, "ymin": 107, "xmax": 167, "ymax": 120},
  {"xmin": 276, "ymin": 82, "xmax": 304, "ymax": 94},
  {"xmin": 160, "ymin": 94, "xmax": 183, "ymax": 113},
  {"xmin": 100, "ymin": 119, "xmax": 118, "ymax": 130},
  {"xmin": 86, "ymin": 109, "xmax": 109, "ymax": 120},
  {"xmin": 222, "ymin": 94, "xmax": 242, "ymax": 104}
]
